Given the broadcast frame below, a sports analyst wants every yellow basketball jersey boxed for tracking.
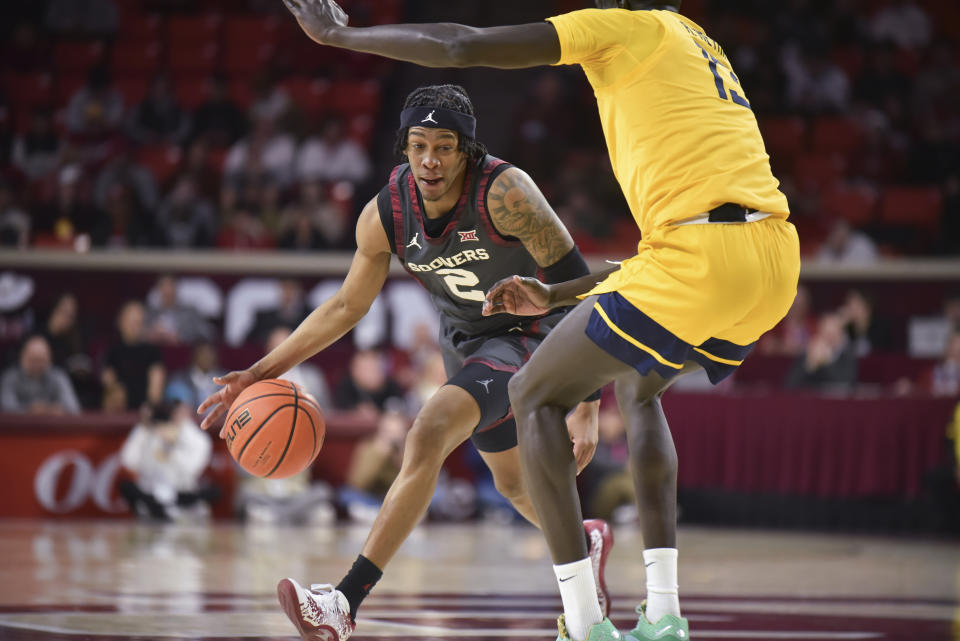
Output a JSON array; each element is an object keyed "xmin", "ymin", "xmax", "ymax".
[{"xmin": 547, "ymin": 9, "xmax": 790, "ymax": 238}]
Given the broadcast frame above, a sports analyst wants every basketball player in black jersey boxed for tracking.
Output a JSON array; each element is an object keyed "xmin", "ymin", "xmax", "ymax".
[{"xmin": 197, "ymin": 85, "xmax": 611, "ymax": 641}]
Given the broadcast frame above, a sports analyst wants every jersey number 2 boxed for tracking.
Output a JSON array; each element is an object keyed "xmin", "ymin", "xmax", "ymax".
[
  {"xmin": 696, "ymin": 43, "xmax": 751, "ymax": 110},
  {"xmin": 436, "ymin": 268, "xmax": 485, "ymax": 302}
]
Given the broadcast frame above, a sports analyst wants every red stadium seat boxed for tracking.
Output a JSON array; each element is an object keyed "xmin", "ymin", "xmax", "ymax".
[
  {"xmin": 53, "ymin": 42, "xmax": 106, "ymax": 73},
  {"xmin": 4, "ymin": 72, "xmax": 55, "ymax": 107},
  {"xmin": 222, "ymin": 41, "xmax": 277, "ymax": 74},
  {"xmin": 120, "ymin": 12, "xmax": 163, "ymax": 42},
  {"xmin": 173, "ymin": 74, "xmax": 210, "ymax": 109},
  {"xmin": 228, "ymin": 78, "xmax": 253, "ymax": 109},
  {"xmin": 759, "ymin": 117, "xmax": 806, "ymax": 159},
  {"xmin": 111, "ymin": 41, "xmax": 163, "ymax": 75},
  {"xmin": 880, "ymin": 186, "xmax": 943, "ymax": 228},
  {"xmin": 347, "ymin": 114, "xmax": 374, "ymax": 147},
  {"xmin": 811, "ymin": 116, "xmax": 864, "ymax": 154},
  {"xmin": 820, "ymin": 183, "xmax": 878, "ymax": 227},
  {"xmin": 114, "ymin": 74, "xmax": 151, "ymax": 105},
  {"xmin": 327, "ymin": 80, "xmax": 380, "ymax": 116},
  {"xmin": 167, "ymin": 14, "xmax": 223, "ymax": 46},
  {"xmin": 136, "ymin": 145, "xmax": 183, "ymax": 185},
  {"xmin": 168, "ymin": 43, "xmax": 220, "ymax": 74},
  {"xmin": 56, "ymin": 73, "xmax": 87, "ymax": 104},
  {"xmin": 223, "ymin": 15, "xmax": 287, "ymax": 49},
  {"xmin": 282, "ymin": 76, "xmax": 331, "ymax": 115},
  {"xmin": 792, "ymin": 152, "xmax": 847, "ymax": 193}
]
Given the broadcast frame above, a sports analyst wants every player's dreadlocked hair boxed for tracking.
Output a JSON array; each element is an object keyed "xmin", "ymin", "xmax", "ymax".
[{"xmin": 394, "ymin": 84, "xmax": 488, "ymax": 162}]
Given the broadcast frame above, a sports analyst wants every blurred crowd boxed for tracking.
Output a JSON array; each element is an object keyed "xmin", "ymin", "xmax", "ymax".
[{"xmin": 0, "ymin": 0, "xmax": 957, "ymax": 256}]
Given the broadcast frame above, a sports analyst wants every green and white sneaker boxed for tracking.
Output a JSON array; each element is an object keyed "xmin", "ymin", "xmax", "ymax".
[
  {"xmin": 556, "ymin": 614, "xmax": 622, "ymax": 641},
  {"xmin": 625, "ymin": 602, "xmax": 689, "ymax": 641}
]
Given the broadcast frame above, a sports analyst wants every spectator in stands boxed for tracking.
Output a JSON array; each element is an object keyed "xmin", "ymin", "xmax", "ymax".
[
  {"xmin": 508, "ymin": 71, "xmax": 573, "ymax": 186},
  {"xmin": 582, "ymin": 405, "xmax": 634, "ymax": 523},
  {"xmin": 156, "ymin": 175, "xmax": 218, "ymax": 248},
  {"xmin": 816, "ymin": 219, "xmax": 879, "ymax": 265},
  {"xmin": 190, "ymin": 75, "xmax": 248, "ymax": 148},
  {"xmin": 930, "ymin": 330, "xmax": 960, "ymax": 397},
  {"xmin": 102, "ymin": 301, "xmax": 165, "ymax": 412},
  {"xmin": 128, "ymin": 76, "xmax": 188, "ymax": 146},
  {"xmin": 278, "ymin": 181, "xmax": 351, "ymax": 251},
  {"xmin": 249, "ymin": 73, "xmax": 293, "ymax": 125},
  {"xmin": 853, "ymin": 43, "xmax": 912, "ymax": 108},
  {"xmin": 245, "ymin": 280, "xmax": 310, "ymax": 345},
  {"xmin": 870, "ymin": 0, "xmax": 931, "ymax": 50},
  {"xmin": 90, "ymin": 181, "xmax": 158, "ymax": 248},
  {"xmin": 224, "ymin": 115, "xmax": 295, "ymax": 188},
  {"xmin": 268, "ymin": 326, "xmax": 333, "ymax": 411},
  {"xmin": 65, "ymin": 66, "xmax": 125, "ymax": 137},
  {"xmin": 0, "ymin": 88, "xmax": 12, "ymax": 168},
  {"xmin": 786, "ymin": 313, "xmax": 858, "ymax": 391},
  {"xmin": 339, "ymin": 407, "xmax": 409, "ymax": 523},
  {"xmin": 145, "ymin": 274, "xmax": 215, "ymax": 346},
  {"xmin": 837, "ymin": 289, "xmax": 893, "ymax": 356},
  {"xmin": 941, "ymin": 174, "xmax": 960, "ymax": 256},
  {"xmin": 165, "ymin": 341, "xmax": 226, "ymax": 416},
  {"xmin": 32, "ymin": 164, "xmax": 103, "ymax": 248},
  {"xmin": 295, "ymin": 116, "xmax": 371, "ymax": 186},
  {"xmin": 45, "ymin": 0, "xmax": 118, "ymax": 37},
  {"xmin": 215, "ymin": 207, "xmax": 276, "ymax": 251},
  {"xmin": 175, "ymin": 139, "xmax": 221, "ymax": 202},
  {"xmin": 1, "ymin": 334, "xmax": 80, "ymax": 414},
  {"xmin": 925, "ymin": 402, "xmax": 960, "ymax": 533},
  {"xmin": 41, "ymin": 293, "xmax": 97, "ymax": 409},
  {"xmin": 335, "ymin": 348, "xmax": 404, "ymax": 420},
  {"xmin": 913, "ymin": 39, "xmax": 960, "ymax": 115},
  {"xmin": 759, "ymin": 285, "xmax": 816, "ymax": 356},
  {"xmin": 12, "ymin": 109, "xmax": 61, "ymax": 180},
  {"xmin": 119, "ymin": 400, "xmax": 217, "ymax": 522},
  {"xmin": 0, "ymin": 179, "xmax": 29, "ymax": 248},
  {"xmin": 93, "ymin": 147, "xmax": 159, "ymax": 213},
  {"xmin": 783, "ymin": 45, "xmax": 850, "ymax": 114}
]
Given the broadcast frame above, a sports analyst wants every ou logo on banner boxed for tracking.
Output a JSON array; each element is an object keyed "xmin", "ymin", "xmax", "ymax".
[{"xmin": 33, "ymin": 451, "xmax": 126, "ymax": 514}]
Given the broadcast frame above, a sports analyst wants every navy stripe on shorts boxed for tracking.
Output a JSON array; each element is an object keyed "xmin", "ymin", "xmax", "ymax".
[{"xmin": 585, "ymin": 292, "xmax": 755, "ymax": 384}]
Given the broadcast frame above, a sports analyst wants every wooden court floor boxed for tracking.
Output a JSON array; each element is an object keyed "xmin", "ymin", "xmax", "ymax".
[{"xmin": 0, "ymin": 520, "xmax": 956, "ymax": 641}]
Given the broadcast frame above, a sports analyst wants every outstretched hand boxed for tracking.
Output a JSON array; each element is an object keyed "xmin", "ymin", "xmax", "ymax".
[
  {"xmin": 197, "ymin": 370, "xmax": 258, "ymax": 435},
  {"xmin": 482, "ymin": 275, "xmax": 553, "ymax": 317},
  {"xmin": 281, "ymin": 0, "xmax": 348, "ymax": 43}
]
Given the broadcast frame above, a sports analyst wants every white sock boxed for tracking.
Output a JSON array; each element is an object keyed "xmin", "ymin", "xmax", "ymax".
[
  {"xmin": 643, "ymin": 548, "xmax": 681, "ymax": 623},
  {"xmin": 554, "ymin": 557, "xmax": 604, "ymax": 641}
]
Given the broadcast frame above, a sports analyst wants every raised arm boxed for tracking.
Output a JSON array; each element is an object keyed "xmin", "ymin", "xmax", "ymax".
[
  {"xmin": 198, "ymin": 197, "xmax": 392, "ymax": 429},
  {"xmin": 282, "ymin": 0, "xmax": 561, "ymax": 68}
]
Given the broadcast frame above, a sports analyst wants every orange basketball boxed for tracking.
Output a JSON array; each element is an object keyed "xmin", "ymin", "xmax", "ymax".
[{"xmin": 222, "ymin": 379, "xmax": 325, "ymax": 479}]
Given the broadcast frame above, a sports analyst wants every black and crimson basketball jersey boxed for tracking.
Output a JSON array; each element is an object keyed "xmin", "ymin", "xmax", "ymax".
[{"xmin": 377, "ymin": 155, "xmax": 557, "ymax": 347}]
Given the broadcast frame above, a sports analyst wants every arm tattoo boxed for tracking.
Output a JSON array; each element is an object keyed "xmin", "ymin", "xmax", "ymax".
[{"xmin": 486, "ymin": 168, "xmax": 575, "ymax": 267}]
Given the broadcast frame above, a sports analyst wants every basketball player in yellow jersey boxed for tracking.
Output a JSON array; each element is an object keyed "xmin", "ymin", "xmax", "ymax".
[{"xmin": 282, "ymin": 1, "xmax": 801, "ymax": 640}]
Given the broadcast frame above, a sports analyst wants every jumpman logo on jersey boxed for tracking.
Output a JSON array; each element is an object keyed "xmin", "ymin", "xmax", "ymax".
[
  {"xmin": 421, "ymin": 110, "xmax": 438, "ymax": 124},
  {"xmin": 406, "ymin": 233, "xmax": 422, "ymax": 250},
  {"xmin": 476, "ymin": 379, "xmax": 494, "ymax": 393}
]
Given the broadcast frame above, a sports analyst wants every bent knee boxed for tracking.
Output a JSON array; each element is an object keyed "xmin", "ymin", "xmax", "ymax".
[{"xmin": 492, "ymin": 474, "xmax": 527, "ymax": 503}]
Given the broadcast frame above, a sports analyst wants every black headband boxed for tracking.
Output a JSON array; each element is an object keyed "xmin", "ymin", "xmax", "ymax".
[{"xmin": 400, "ymin": 106, "xmax": 476, "ymax": 138}]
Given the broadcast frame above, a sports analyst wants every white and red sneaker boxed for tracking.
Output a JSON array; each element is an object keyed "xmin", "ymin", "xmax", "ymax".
[
  {"xmin": 584, "ymin": 519, "xmax": 613, "ymax": 617},
  {"xmin": 277, "ymin": 579, "xmax": 356, "ymax": 641}
]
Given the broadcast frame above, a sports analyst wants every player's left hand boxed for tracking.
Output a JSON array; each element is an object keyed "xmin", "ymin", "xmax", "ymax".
[
  {"xmin": 566, "ymin": 400, "xmax": 600, "ymax": 475},
  {"xmin": 281, "ymin": 0, "xmax": 348, "ymax": 43},
  {"xmin": 483, "ymin": 275, "xmax": 552, "ymax": 316}
]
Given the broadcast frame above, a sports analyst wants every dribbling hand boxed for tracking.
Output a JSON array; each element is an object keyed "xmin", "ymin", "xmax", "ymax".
[
  {"xmin": 281, "ymin": 0, "xmax": 348, "ymax": 43},
  {"xmin": 482, "ymin": 275, "xmax": 553, "ymax": 317},
  {"xmin": 197, "ymin": 370, "xmax": 258, "ymax": 435}
]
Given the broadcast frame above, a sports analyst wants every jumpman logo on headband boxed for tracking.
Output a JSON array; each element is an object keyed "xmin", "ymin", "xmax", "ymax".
[{"xmin": 421, "ymin": 110, "xmax": 438, "ymax": 124}]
